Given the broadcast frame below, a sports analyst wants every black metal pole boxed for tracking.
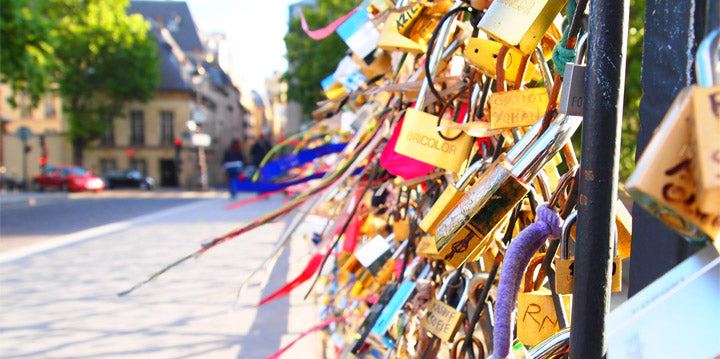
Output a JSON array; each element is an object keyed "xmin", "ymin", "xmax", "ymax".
[
  {"xmin": 629, "ymin": 0, "xmax": 707, "ymax": 297},
  {"xmin": 570, "ymin": 0, "xmax": 629, "ymax": 358}
]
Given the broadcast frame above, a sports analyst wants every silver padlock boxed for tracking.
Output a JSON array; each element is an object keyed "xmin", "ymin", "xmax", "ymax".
[{"xmin": 559, "ymin": 33, "xmax": 589, "ymax": 116}]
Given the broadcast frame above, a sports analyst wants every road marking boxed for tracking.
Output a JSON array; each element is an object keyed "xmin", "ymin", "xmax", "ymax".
[{"xmin": 0, "ymin": 199, "xmax": 214, "ymax": 264}]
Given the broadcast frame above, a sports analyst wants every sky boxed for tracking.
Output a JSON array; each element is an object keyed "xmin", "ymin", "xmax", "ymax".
[{"xmin": 184, "ymin": 0, "xmax": 299, "ymax": 93}]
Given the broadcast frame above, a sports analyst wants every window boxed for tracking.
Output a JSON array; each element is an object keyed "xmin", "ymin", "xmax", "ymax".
[
  {"xmin": 130, "ymin": 110, "xmax": 145, "ymax": 145},
  {"xmin": 100, "ymin": 118, "xmax": 115, "ymax": 147},
  {"xmin": 44, "ymin": 96, "xmax": 57, "ymax": 119},
  {"xmin": 160, "ymin": 111, "xmax": 175, "ymax": 145},
  {"xmin": 99, "ymin": 159, "xmax": 117, "ymax": 174},
  {"xmin": 129, "ymin": 159, "xmax": 147, "ymax": 176}
]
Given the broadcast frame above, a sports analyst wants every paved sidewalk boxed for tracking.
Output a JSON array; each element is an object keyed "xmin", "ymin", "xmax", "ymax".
[{"xmin": 0, "ymin": 194, "xmax": 324, "ymax": 359}]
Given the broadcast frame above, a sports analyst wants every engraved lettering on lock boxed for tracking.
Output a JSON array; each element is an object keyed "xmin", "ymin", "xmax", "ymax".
[
  {"xmin": 521, "ymin": 303, "xmax": 558, "ymax": 330},
  {"xmin": 498, "ymin": 0, "xmax": 535, "ymax": 16},
  {"xmin": 406, "ymin": 130, "xmax": 458, "ymax": 154},
  {"xmin": 444, "ymin": 231, "xmax": 474, "ymax": 260},
  {"xmin": 570, "ymin": 96, "xmax": 584, "ymax": 108},
  {"xmin": 709, "ymin": 91, "xmax": 720, "ymax": 118},
  {"xmin": 660, "ymin": 157, "xmax": 720, "ymax": 229}
]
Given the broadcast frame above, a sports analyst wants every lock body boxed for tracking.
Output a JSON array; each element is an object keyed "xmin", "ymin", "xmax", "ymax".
[
  {"xmin": 435, "ymin": 160, "xmax": 529, "ymax": 267},
  {"xmin": 420, "ymin": 185, "xmax": 463, "ymax": 235},
  {"xmin": 627, "ymin": 89, "xmax": 720, "ymax": 244},
  {"xmin": 559, "ymin": 62, "xmax": 586, "ymax": 116},
  {"xmin": 555, "ymin": 258, "xmax": 574, "ymax": 294},
  {"xmin": 478, "ymin": 0, "xmax": 569, "ymax": 55},
  {"xmin": 463, "ymin": 38, "xmax": 541, "ymax": 84},
  {"xmin": 690, "ymin": 86, "xmax": 720, "ymax": 214},
  {"xmin": 394, "ymin": 108, "xmax": 473, "ymax": 173},
  {"xmin": 489, "ymin": 87, "xmax": 549, "ymax": 129},
  {"xmin": 420, "ymin": 299, "xmax": 466, "ymax": 342}
]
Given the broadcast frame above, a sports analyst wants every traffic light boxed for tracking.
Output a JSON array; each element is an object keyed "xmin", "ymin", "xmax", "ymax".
[{"xmin": 39, "ymin": 156, "xmax": 47, "ymax": 166}]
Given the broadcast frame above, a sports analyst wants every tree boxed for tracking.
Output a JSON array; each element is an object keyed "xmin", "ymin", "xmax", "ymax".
[
  {"xmin": 0, "ymin": 0, "xmax": 59, "ymax": 107},
  {"xmin": 283, "ymin": 0, "xmax": 357, "ymax": 117},
  {"xmin": 0, "ymin": 0, "xmax": 160, "ymax": 166},
  {"xmin": 54, "ymin": 0, "xmax": 160, "ymax": 165}
]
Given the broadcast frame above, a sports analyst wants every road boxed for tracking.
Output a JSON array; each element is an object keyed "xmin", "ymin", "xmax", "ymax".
[{"xmin": 0, "ymin": 190, "xmax": 324, "ymax": 359}]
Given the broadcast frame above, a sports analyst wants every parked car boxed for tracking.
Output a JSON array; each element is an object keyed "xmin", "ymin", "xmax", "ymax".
[
  {"xmin": 33, "ymin": 165, "xmax": 105, "ymax": 192},
  {"xmin": 103, "ymin": 169, "xmax": 156, "ymax": 190}
]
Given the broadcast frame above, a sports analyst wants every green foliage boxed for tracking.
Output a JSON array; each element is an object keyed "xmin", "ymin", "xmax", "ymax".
[
  {"xmin": 54, "ymin": 0, "xmax": 160, "ymax": 164},
  {"xmin": 619, "ymin": 0, "xmax": 645, "ymax": 181},
  {"xmin": 0, "ymin": 0, "xmax": 161, "ymax": 165},
  {"xmin": 283, "ymin": 0, "xmax": 357, "ymax": 118},
  {"xmin": 0, "ymin": 0, "xmax": 57, "ymax": 107}
]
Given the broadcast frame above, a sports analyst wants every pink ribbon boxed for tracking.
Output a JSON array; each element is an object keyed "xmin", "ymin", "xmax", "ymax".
[{"xmin": 298, "ymin": 6, "xmax": 361, "ymax": 40}]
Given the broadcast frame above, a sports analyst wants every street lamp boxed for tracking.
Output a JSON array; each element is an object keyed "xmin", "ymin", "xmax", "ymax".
[{"xmin": 191, "ymin": 71, "xmax": 209, "ymax": 191}]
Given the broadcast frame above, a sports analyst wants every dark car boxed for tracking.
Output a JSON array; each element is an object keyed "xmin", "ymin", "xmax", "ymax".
[
  {"xmin": 103, "ymin": 169, "xmax": 156, "ymax": 190},
  {"xmin": 33, "ymin": 165, "xmax": 105, "ymax": 192}
]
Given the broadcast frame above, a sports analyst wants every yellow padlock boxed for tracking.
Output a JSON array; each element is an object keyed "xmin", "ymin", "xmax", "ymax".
[{"xmin": 463, "ymin": 38, "xmax": 542, "ymax": 85}]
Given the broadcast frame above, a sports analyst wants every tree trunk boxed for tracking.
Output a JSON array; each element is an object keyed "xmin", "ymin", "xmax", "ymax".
[{"xmin": 72, "ymin": 139, "xmax": 85, "ymax": 167}]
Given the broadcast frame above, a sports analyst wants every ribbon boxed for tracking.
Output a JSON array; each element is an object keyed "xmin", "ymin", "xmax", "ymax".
[
  {"xmin": 492, "ymin": 204, "xmax": 563, "ymax": 359},
  {"xmin": 259, "ymin": 143, "xmax": 348, "ymax": 181},
  {"xmin": 224, "ymin": 188, "xmax": 286, "ymax": 210},
  {"xmin": 256, "ymin": 253, "xmax": 324, "ymax": 307},
  {"xmin": 298, "ymin": 6, "xmax": 361, "ymax": 40},
  {"xmin": 265, "ymin": 314, "xmax": 361, "ymax": 359},
  {"xmin": 232, "ymin": 167, "xmax": 364, "ymax": 193}
]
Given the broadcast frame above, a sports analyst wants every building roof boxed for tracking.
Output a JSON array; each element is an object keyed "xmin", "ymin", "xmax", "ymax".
[
  {"xmin": 128, "ymin": 1, "xmax": 204, "ymax": 53},
  {"xmin": 151, "ymin": 26, "xmax": 193, "ymax": 92}
]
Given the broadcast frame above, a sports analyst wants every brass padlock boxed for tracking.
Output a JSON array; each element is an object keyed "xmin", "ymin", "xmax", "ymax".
[
  {"xmin": 420, "ymin": 159, "xmax": 489, "ymax": 234},
  {"xmin": 463, "ymin": 38, "xmax": 542, "ymax": 85},
  {"xmin": 626, "ymin": 89, "xmax": 720, "ymax": 245},
  {"xmin": 517, "ymin": 254, "xmax": 572, "ymax": 347},
  {"xmin": 435, "ymin": 113, "xmax": 583, "ymax": 267},
  {"xmin": 420, "ymin": 268, "xmax": 472, "ymax": 342},
  {"xmin": 555, "ymin": 211, "xmax": 623, "ymax": 294},
  {"xmin": 554, "ymin": 211, "xmax": 577, "ymax": 295},
  {"xmin": 691, "ymin": 28, "xmax": 720, "ymax": 214},
  {"xmin": 558, "ymin": 33, "xmax": 588, "ymax": 116},
  {"xmin": 478, "ymin": 0, "xmax": 569, "ymax": 55}
]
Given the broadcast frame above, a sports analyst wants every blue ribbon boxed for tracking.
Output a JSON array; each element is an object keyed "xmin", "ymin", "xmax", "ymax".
[
  {"xmin": 259, "ymin": 143, "xmax": 348, "ymax": 181},
  {"xmin": 232, "ymin": 167, "xmax": 364, "ymax": 193}
]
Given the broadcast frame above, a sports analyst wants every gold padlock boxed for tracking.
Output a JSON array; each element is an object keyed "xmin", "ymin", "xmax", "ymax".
[
  {"xmin": 555, "ymin": 211, "xmax": 623, "ymax": 294},
  {"xmin": 420, "ymin": 159, "xmax": 489, "ymax": 234},
  {"xmin": 419, "ymin": 268, "xmax": 472, "ymax": 342},
  {"xmin": 463, "ymin": 38, "xmax": 542, "ymax": 85},
  {"xmin": 478, "ymin": 0, "xmax": 569, "ymax": 55},
  {"xmin": 488, "ymin": 87, "xmax": 549, "ymax": 129},
  {"xmin": 690, "ymin": 29, "xmax": 720, "ymax": 215},
  {"xmin": 626, "ymin": 89, "xmax": 720, "ymax": 245},
  {"xmin": 517, "ymin": 255, "xmax": 572, "ymax": 347},
  {"xmin": 435, "ymin": 114, "xmax": 583, "ymax": 267}
]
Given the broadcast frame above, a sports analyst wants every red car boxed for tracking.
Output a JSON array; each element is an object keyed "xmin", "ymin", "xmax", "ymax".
[{"xmin": 33, "ymin": 165, "xmax": 105, "ymax": 192}]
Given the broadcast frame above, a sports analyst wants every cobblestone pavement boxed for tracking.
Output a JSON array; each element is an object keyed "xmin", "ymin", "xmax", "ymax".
[{"xmin": 0, "ymin": 194, "xmax": 323, "ymax": 359}]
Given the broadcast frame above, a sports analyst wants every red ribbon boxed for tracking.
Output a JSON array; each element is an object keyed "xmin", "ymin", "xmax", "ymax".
[
  {"xmin": 298, "ymin": 6, "xmax": 361, "ymax": 40},
  {"xmin": 265, "ymin": 314, "xmax": 361, "ymax": 359},
  {"xmin": 224, "ymin": 188, "xmax": 285, "ymax": 210},
  {"xmin": 256, "ymin": 253, "xmax": 325, "ymax": 307}
]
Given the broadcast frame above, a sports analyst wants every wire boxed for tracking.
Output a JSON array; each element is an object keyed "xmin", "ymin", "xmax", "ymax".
[{"xmin": 424, "ymin": 6, "xmax": 472, "ymax": 107}]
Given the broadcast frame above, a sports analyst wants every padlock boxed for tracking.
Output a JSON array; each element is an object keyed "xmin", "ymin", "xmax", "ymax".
[
  {"xmin": 478, "ymin": 0, "xmax": 569, "ymax": 55},
  {"xmin": 555, "ymin": 211, "xmax": 623, "ymax": 294},
  {"xmin": 526, "ymin": 328, "xmax": 570, "ymax": 359},
  {"xmin": 517, "ymin": 254, "xmax": 572, "ymax": 347},
  {"xmin": 420, "ymin": 159, "xmax": 489, "ymax": 234},
  {"xmin": 463, "ymin": 38, "xmax": 542, "ymax": 85},
  {"xmin": 626, "ymin": 88, "xmax": 720, "ymax": 245},
  {"xmin": 377, "ymin": 0, "xmax": 454, "ymax": 53},
  {"xmin": 435, "ymin": 113, "xmax": 583, "ymax": 267},
  {"xmin": 558, "ymin": 33, "xmax": 588, "ymax": 116},
  {"xmin": 420, "ymin": 268, "xmax": 473, "ymax": 342},
  {"xmin": 690, "ymin": 28, "xmax": 720, "ymax": 214},
  {"xmin": 489, "ymin": 87, "xmax": 550, "ymax": 129},
  {"xmin": 554, "ymin": 211, "xmax": 577, "ymax": 295},
  {"xmin": 369, "ymin": 263, "xmax": 432, "ymax": 349}
]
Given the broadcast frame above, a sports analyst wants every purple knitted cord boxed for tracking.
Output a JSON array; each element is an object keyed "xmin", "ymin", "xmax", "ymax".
[{"xmin": 491, "ymin": 204, "xmax": 562, "ymax": 359}]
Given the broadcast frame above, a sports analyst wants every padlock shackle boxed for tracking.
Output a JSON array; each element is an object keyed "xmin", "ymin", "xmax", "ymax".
[
  {"xmin": 455, "ymin": 268, "xmax": 473, "ymax": 311},
  {"xmin": 414, "ymin": 0, "xmax": 466, "ymax": 111},
  {"xmin": 561, "ymin": 211, "xmax": 620, "ymax": 258},
  {"xmin": 455, "ymin": 158, "xmax": 488, "ymax": 189},
  {"xmin": 523, "ymin": 254, "xmax": 547, "ymax": 293},
  {"xmin": 511, "ymin": 114, "xmax": 583, "ymax": 182},
  {"xmin": 561, "ymin": 211, "xmax": 578, "ymax": 259},
  {"xmin": 527, "ymin": 328, "xmax": 570, "ymax": 359},
  {"xmin": 575, "ymin": 33, "xmax": 589, "ymax": 66},
  {"xmin": 695, "ymin": 27, "xmax": 720, "ymax": 87}
]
